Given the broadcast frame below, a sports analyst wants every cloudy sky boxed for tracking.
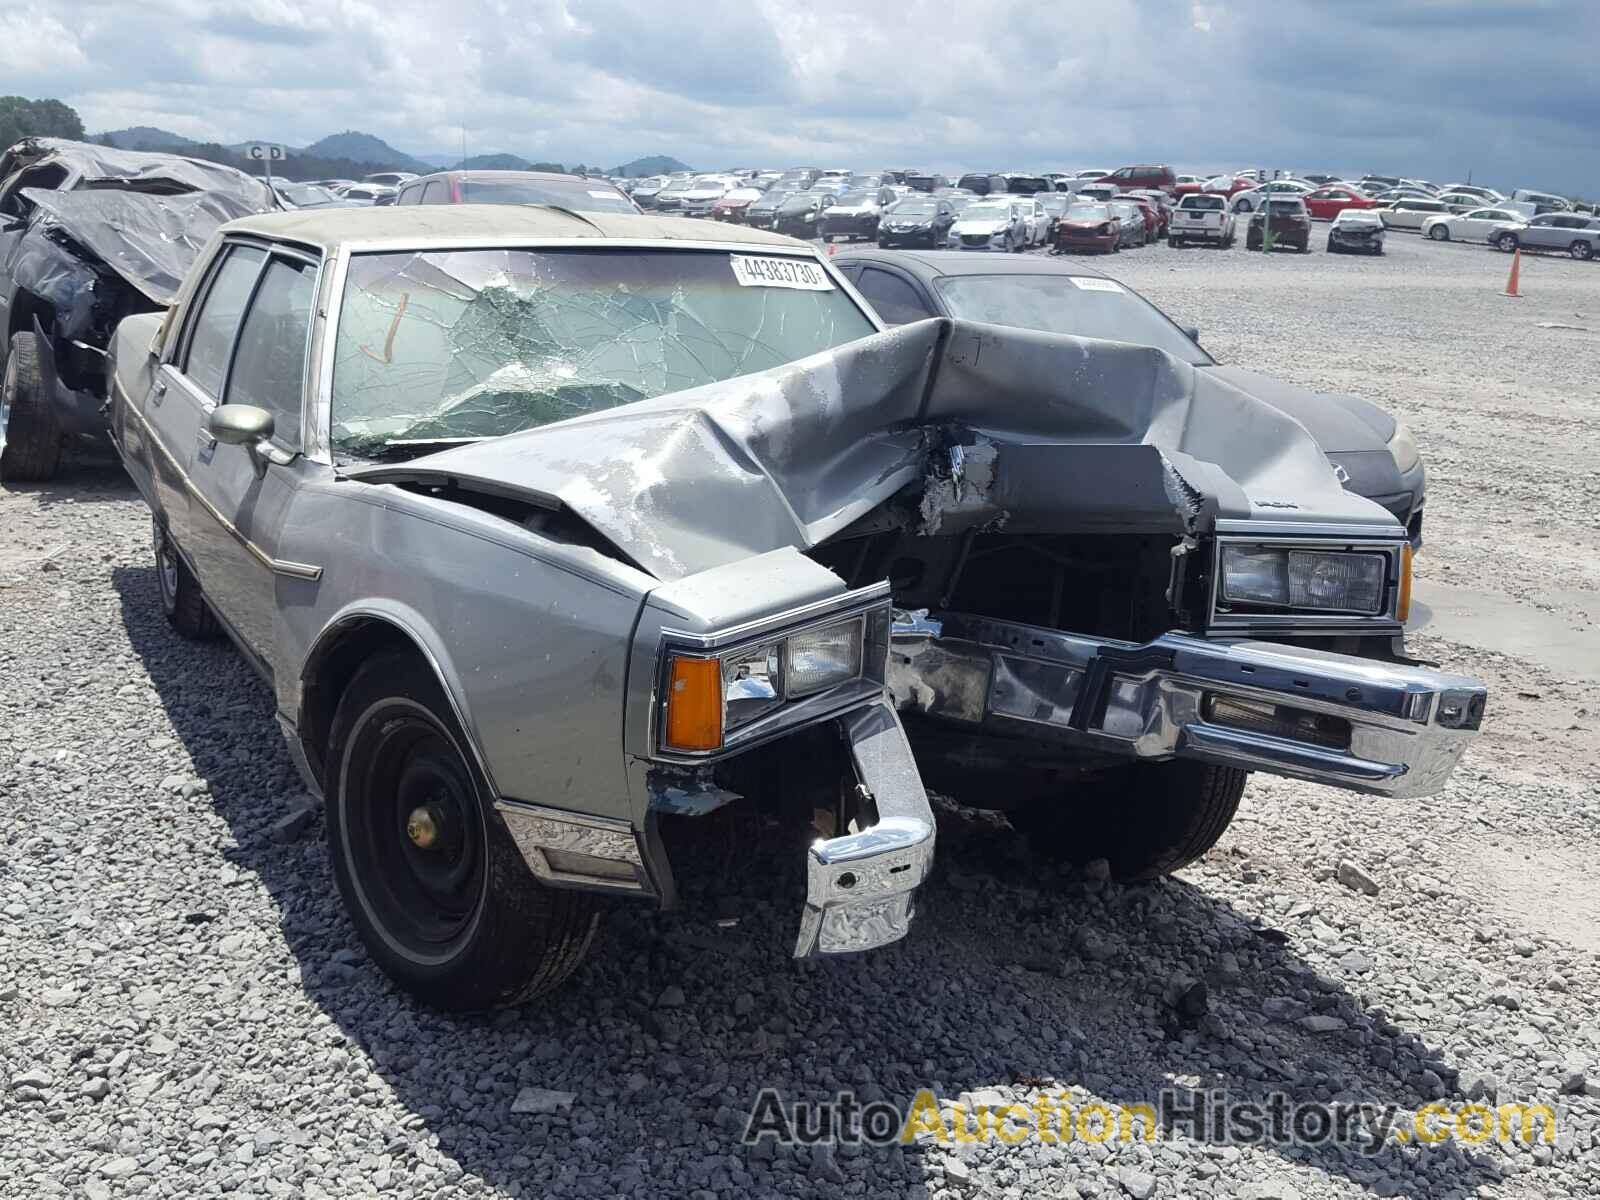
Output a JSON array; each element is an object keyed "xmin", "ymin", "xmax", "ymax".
[{"xmin": 3, "ymin": 0, "xmax": 1596, "ymax": 194}]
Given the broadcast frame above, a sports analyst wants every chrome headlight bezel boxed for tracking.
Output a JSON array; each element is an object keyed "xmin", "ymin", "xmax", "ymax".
[
  {"xmin": 653, "ymin": 587, "xmax": 890, "ymax": 760},
  {"xmin": 1209, "ymin": 535, "xmax": 1409, "ymax": 630}
]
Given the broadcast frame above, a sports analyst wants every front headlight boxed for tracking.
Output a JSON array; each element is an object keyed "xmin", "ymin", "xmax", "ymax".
[
  {"xmin": 1387, "ymin": 422, "xmax": 1420, "ymax": 474},
  {"xmin": 661, "ymin": 615, "xmax": 868, "ymax": 752},
  {"xmin": 1219, "ymin": 546, "xmax": 1387, "ymax": 614}
]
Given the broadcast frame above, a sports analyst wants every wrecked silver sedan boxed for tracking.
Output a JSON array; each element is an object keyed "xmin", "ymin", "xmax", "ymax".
[{"xmin": 107, "ymin": 205, "xmax": 1485, "ymax": 1008}]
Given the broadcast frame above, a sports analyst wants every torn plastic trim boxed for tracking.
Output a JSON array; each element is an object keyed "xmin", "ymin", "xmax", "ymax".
[
  {"xmin": 646, "ymin": 768, "xmax": 742, "ymax": 816},
  {"xmin": 32, "ymin": 316, "xmax": 106, "ymax": 436}
]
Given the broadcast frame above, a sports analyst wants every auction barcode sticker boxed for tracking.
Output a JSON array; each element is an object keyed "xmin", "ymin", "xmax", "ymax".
[
  {"xmin": 1069, "ymin": 277, "xmax": 1124, "ymax": 293},
  {"xmin": 729, "ymin": 255, "xmax": 834, "ymax": 290}
]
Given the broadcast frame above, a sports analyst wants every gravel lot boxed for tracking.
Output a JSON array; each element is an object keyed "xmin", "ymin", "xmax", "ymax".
[{"xmin": 3, "ymin": 226, "xmax": 1598, "ymax": 1200}]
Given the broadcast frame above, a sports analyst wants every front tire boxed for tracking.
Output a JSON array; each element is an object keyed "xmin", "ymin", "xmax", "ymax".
[
  {"xmin": 0, "ymin": 331, "xmax": 62, "ymax": 482},
  {"xmin": 1571, "ymin": 240, "xmax": 1593, "ymax": 261},
  {"xmin": 1496, "ymin": 233, "xmax": 1519, "ymax": 252},
  {"xmin": 326, "ymin": 653, "xmax": 601, "ymax": 1010},
  {"xmin": 1011, "ymin": 762, "xmax": 1247, "ymax": 880},
  {"xmin": 1428, "ymin": 224, "xmax": 1450, "ymax": 241},
  {"xmin": 153, "ymin": 518, "xmax": 219, "ymax": 640}
]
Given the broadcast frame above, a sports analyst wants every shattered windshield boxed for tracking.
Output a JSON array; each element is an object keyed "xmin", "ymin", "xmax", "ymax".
[{"xmin": 329, "ymin": 247, "xmax": 876, "ymax": 458}]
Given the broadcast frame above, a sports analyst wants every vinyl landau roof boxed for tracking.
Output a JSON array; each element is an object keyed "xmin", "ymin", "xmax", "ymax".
[{"xmin": 218, "ymin": 205, "xmax": 816, "ymax": 252}]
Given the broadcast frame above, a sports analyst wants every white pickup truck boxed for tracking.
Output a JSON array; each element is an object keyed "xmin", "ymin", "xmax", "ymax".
[{"xmin": 1170, "ymin": 193, "xmax": 1236, "ymax": 248}]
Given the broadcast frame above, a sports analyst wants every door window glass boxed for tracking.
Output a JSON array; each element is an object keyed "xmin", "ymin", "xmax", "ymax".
[
  {"xmin": 225, "ymin": 257, "xmax": 318, "ymax": 450},
  {"xmin": 854, "ymin": 268, "xmax": 931, "ymax": 325},
  {"xmin": 184, "ymin": 246, "xmax": 266, "ymax": 398}
]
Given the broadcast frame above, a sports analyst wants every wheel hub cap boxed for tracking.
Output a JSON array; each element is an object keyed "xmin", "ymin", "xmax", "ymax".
[{"xmin": 406, "ymin": 804, "xmax": 442, "ymax": 850}]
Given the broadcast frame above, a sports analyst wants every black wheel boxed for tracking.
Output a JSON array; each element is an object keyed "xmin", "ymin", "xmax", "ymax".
[
  {"xmin": 1428, "ymin": 224, "xmax": 1450, "ymax": 241},
  {"xmin": 1169, "ymin": 237, "xmax": 1183, "ymax": 248},
  {"xmin": 153, "ymin": 518, "xmax": 220, "ymax": 640},
  {"xmin": 1496, "ymin": 233, "xmax": 1519, "ymax": 252},
  {"xmin": 1326, "ymin": 241, "xmax": 1339, "ymax": 254},
  {"xmin": 326, "ymin": 653, "xmax": 601, "ymax": 1010},
  {"xmin": 1011, "ymin": 762, "xmax": 1247, "ymax": 880},
  {"xmin": 1571, "ymin": 240, "xmax": 1593, "ymax": 261},
  {"xmin": 0, "ymin": 331, "xmax": 62, "ymax": 482}
]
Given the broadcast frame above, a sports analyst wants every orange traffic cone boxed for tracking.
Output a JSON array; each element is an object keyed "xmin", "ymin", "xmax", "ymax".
[{"xmin": 1504, "ymin": 249, "xmax": 1522, "ymax": 298}]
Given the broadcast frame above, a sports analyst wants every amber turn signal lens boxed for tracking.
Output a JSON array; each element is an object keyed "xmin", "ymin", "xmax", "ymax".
[
  {"xmin": 1397, "ymin": 542, "xmax": 1414, "ymax": 624},
  {"xmin": 664, "ymin": 655, "xmax": 723, "ymax": 752}
]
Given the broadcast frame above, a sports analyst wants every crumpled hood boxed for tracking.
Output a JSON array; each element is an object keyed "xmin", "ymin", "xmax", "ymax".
[{"xmin": 350, "ymin": 318, "xmax": 1403, "ymax": 581}]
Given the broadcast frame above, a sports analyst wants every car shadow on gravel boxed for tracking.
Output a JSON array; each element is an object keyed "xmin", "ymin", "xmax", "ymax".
[
  {"xmin": 113, "ymin": 561, "xmax": 1504, "ymax": 1200},
  {"xmin": 7, "ymin": 453, "xmax": 134, "ymax": 506}
]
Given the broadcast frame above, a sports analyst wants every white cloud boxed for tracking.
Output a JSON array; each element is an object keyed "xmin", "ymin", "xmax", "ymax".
[{"xmin": 17, "ymin": 0, "xmax": 1600, "ymax": 194}]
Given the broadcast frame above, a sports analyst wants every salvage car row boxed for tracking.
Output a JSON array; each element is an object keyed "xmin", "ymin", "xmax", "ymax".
[{"xmin": 1, "ymin": 138, "xmax": 1489, "ymax": 1012}]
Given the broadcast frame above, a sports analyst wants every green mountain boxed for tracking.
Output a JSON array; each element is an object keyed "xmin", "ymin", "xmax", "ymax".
[
  {"xmin": 458, "ymin": 153, "xmax": 536, "ymax": 171},
  {"xmin": 610, "ymin": 155, "xmax": 691, "ymax": 178},
  {"xmin": 98, "ymin": 125, "xmax": 201, "ymax": 151},
  {"xmin": 300, "ymin": 131, "xmax": 432, "ymax": 173}
]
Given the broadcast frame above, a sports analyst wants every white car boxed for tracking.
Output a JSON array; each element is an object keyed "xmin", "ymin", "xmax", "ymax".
[
  {"xmin": 676, "ymin": 174, "xmax": 740, "ymax": 216},
  {"xmin": 947, "ymin": 197, "xmax": 1031, "ymax": 251},
  {"xmin": 1435, "ymin": 192, "xmax": 1489, "ymax": 214},
  {"xmin": 1015, "ymin": 197, "xmax": 1050, "ymax": 245},
  {"xmin": 1440, "ymin": 183, "xmax": 1504, "ymax": 204},
  {"xmin": 1074, "ymin": 182, "xmax": 1120, "ymax": 202},
  {"xmin": 1169, "ymin": 193, "xmax": 1236, "ymax": 247},
  {"xmin": 1230, "ymin": 180, "xmax": 1313, "ymax": 213},
  {"xmin": 1378, "ymin": 196, "xmax": 1453, "ymax": 231},
  {"xmin": 1421, "ymin": 206, "xmax": 1528, "ymax": 244}
]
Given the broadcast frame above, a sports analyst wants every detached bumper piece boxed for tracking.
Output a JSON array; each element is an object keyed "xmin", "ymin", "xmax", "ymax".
[
  {"xmin": 890, "ymin": 613, "xmax": 1487, "ymax": 799},
  {"xmin": 794, "ymin": 701, "xmax": 936, "ymax": 957}
]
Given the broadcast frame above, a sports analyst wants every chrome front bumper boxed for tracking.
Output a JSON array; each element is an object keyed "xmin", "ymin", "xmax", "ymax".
[
  {"xmin": 794, "ymin": 701, "xmax": 936, "ymax": 957},
  {"xmin": 890, "ymin": 613, "xmax": 1486, "ymax": 798}
]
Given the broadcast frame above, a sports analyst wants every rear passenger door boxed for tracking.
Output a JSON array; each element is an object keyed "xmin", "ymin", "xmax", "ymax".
[
  {"xmin": 169, "ymin": 241, "xmax": 323, "ymax": 672},
  {"xmin": 1521, "ymin": 216, "xmax": 1563, "ymax": 249}
]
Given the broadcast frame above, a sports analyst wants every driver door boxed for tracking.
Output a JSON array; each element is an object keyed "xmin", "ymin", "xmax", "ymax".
[{"xmin": 170, "ymin": 241, "xmax": 323, "ymax": 675}]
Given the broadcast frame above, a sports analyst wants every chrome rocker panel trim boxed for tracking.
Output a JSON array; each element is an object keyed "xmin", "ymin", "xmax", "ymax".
[{"xmin": 890, "ymin": 613, "xmax": 1487, "ymax": 799}]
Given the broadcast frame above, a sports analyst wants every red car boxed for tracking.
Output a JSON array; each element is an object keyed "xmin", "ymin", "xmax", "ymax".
[
  {"xmin": 1094, "ymin": 164, "xmax": 1176, "ymax": 194},
  {"xmin": 1051, "ymin": 203, "xmax": 1122, "ymax": 254},
  {"xmin": 1118, "ymin": 194, "xmax": 1161, "ymax": 240},
  {"xmin": 1303, "ymin": 185, "xmax": 1378, "ymax": 221}
]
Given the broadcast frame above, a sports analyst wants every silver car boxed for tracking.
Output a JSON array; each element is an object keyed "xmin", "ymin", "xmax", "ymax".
[
  {"xmin": 106, "ymin": 206, "xmax": 1490, "ymax": 1012},
  {"xmin": 106, "ymin": 207, "xmax": 935, "ymax": 1009},
  {"xmin": 1491, "ymin": 212, "xmax": 1600, "ymax": 260}
]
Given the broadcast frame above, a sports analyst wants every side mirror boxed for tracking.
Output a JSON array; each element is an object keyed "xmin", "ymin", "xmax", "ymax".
[
  {"xmin": 210, "ymin": 404, "xmax": 274, "ymax": 445},
  {"xmin": 1183, "ymin": 326, "xmax": 1201, "ymax": 343}
]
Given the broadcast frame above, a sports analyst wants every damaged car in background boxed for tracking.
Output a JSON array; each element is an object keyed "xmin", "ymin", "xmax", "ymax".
[
  {"xmin": 0, "ymin": 137, "xmax": 274, "ymax": 480},
  {"xmin": 107, "ymin": 206, "xmax": 1486, "ymax": 1010}
]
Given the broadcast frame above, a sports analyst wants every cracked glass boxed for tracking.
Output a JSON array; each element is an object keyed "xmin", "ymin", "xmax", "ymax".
[{"xmin": 329, "ymin": 247, "xmax": 875, "ymax": 459}]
